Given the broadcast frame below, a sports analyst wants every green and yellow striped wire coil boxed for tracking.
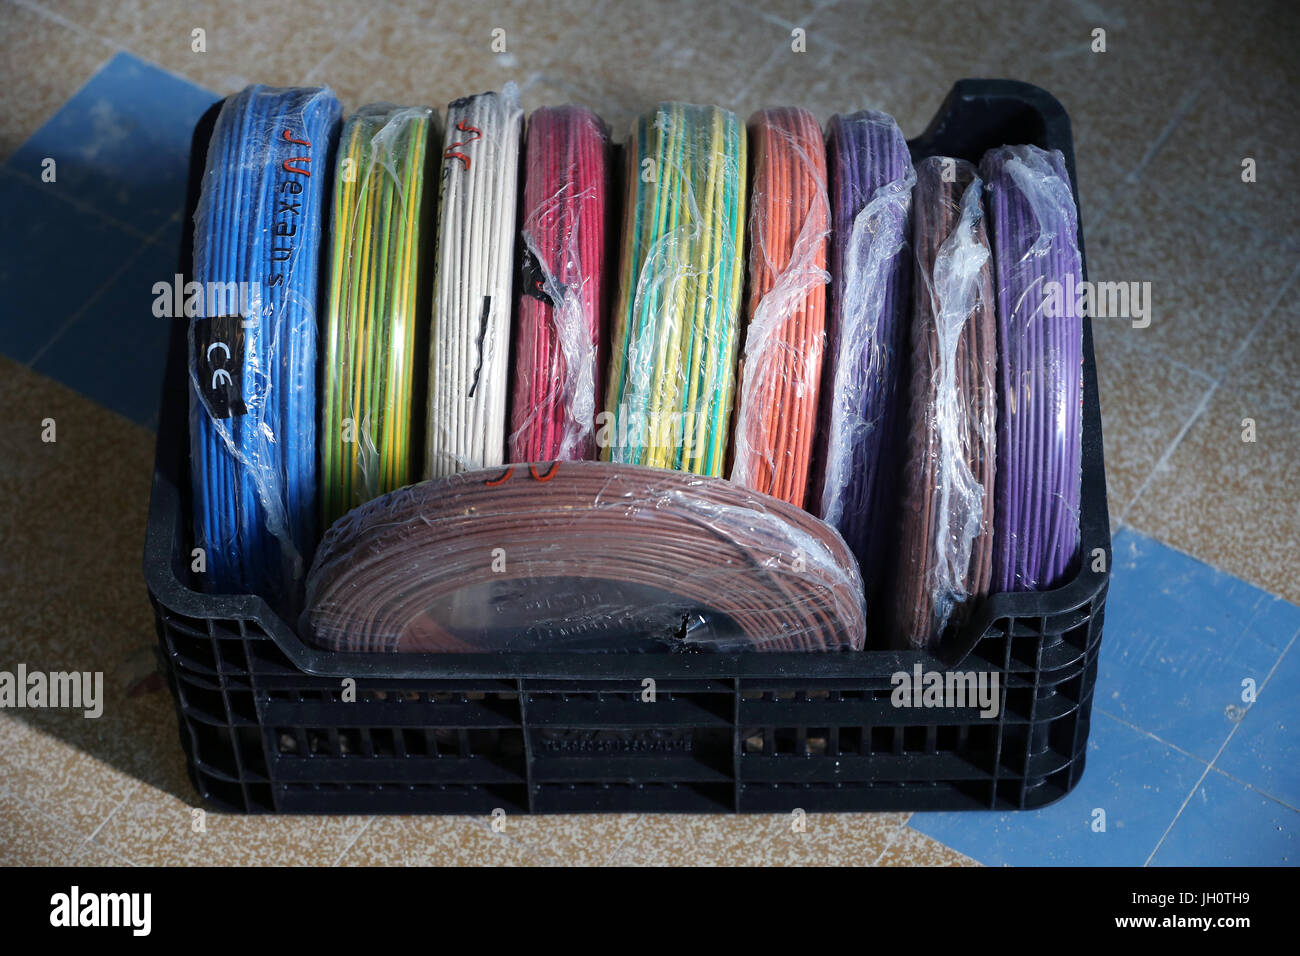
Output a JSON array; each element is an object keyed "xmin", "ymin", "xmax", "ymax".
[
  {"xmin": 603, "ymin": 103, "xmax": 747, "ymax": 476},
  {"xmin": 320, "ymin": 104, "xmax": 438, "ymax": 527}
]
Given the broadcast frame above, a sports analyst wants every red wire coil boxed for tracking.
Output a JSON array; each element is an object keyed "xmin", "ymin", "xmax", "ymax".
[{"xmin": 509, "ymin": 106, "xmax": 610, "ymax": 461}]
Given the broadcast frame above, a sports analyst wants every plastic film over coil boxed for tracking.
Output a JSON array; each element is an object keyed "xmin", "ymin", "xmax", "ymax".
[
  {"xmin": 602, "ymin": 103, "xmax": 747, "ymax": 476},
  {"xmin": 508, "ymin": 106, "xmax": 610, "ymax": 462},
  {"xmin": 813, "ymin": 111, "xmax": 915, "ymax": 609},
  {"xmin": 981, "ymin": 145, "xmax": 1084, "ymax": 593},
  {"xmin": 730, "ymin": 107, "xmax": 831, "ymax": 507},
  {"xmin": 321, "ymin": 104, "xmax": 438, "ymax": 528},
  {"xmin": 426, "ymin": 85, "xmax": 524, "ymax": 479},
  {"xmin": 892, "ymin": 157, "xmax": 997, "ymax": 650},
  {"xmin": 303, "ymin": 461, "xmax": 867, "ymax": 653},
  {"xmin": 188, "ymin": 85, "xmax": 340, "ymax": 610}
]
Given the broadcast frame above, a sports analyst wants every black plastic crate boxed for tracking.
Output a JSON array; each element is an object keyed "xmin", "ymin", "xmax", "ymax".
[{"xmin": 144, "ymin": 79, "xmax": 1110, "ymax": 815}]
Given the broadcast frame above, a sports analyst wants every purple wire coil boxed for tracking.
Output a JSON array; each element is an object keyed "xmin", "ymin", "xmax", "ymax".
[
  {"xmin": 981, "ymin": 145, "xmax": 1084, "ymax": 592},
  {"xmin": 813, "ymin": 110, "xmax": 914, "ymax": 609}
]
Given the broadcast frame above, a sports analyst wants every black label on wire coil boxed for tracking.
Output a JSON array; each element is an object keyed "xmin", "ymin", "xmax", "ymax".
[
  {"xmin": 192, "ymin": 315, "xmax": 248, "ymax": 418},
  {"xmin": 520, "ymin": 247, "xmax": 569, "ymax": 308}
]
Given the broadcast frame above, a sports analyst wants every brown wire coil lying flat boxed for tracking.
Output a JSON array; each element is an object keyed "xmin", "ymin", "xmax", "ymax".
[
  {"xmin": 303, "ymin": 461, "xmax": 866, "ymax": 653},
  {"xmin": 891, "ymin": 157, "xmax": 997, "ymax": 650}
]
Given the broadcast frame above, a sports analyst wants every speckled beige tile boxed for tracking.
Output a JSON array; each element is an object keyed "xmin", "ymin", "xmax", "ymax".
[
  {"xmin": 341, "ymin": 815, "xmax": 547, "ymax": 866},
  {"xmin": 322, "ymin": 0, "xmax": 787, "ymax": 133},
  {"xmin": 754, "ymin": 810, "xmax": 909, "ymax": 865},
  {"xmin": 0, "ymin": 791, "xmax": 86, "ymax": 865},
  {"xmin": 999, "ymin": 0, "xmax": 1226, "ymax": 190},
  {"xmin": 71, "ymin": 838, "xmax": 136, "ymax": 866},
  {"xmin": 782, "ymin": 0, "xmax": 1044, "ymax": 134},
  {"xmin": 0, "ymin": 359, "xmax": 156, "ymax": 644},
  {"xmin": 39, "ymin": 0, "xmax": 372, "ymax": 95},
  {"xmin": 1084, "ymin": 180, "xmax": 1294, "ymax": 380},
  {"xmin": 610, "ymin": 810, "xmax": 907, "ymax": 865},
  {"xmin": 492, "ymin": 811, "xmax": 642, "ymax": 865},
  {"xmin": 528, "ymin": 0, "xmax": 787, "ymax": 135},
  {"xmin": 607, "ymin": 812, "xmax": 775, "ymax": 865},
  {"xmin": 92, "ymin": 785, "xmax": 369, "ymax": 865},
  {"xmin": 0, "ymin": 715, "xmax": 140, "ymax": 840},
  {"xmin": 1139, "ymin": 2, "xmax": 1299, "ymax": 245},
  {"xmin": 0, "ymin": 359, "xmax": 192, "ymax": 798},
  {"xmin": 0, "ymin": 0, "xmax": 114, "ymax": 160},
  {"xmin": 1090, "ymin": 326, "xmax": 1215, "ymax": 518},
  {"xmin": 305, "ymin": 3, "xmax": 538, "ymax": 116},
  {"xmin": 735, "ymin": 0, "xmax": 823, "ymax": 28},
  {"xmin": 875, "ymin": 825, "xmax": 979, "ymax": 866},
  {"xmin": 1127, "ymin": 295, "xmax": 1300, "ymax": 603}
]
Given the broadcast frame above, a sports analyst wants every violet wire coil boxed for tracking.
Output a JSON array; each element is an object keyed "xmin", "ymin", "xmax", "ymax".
[
  {"xmin": 980, "ymin": 145, "xmax": 1084, "ymax": 592},
  {"xmin": 508, "ymin": 106, "xmax": 610, "ymax": 461},
  {"xmin": 892, "ymin": 158, "xmax": 997, "ymax": 650},
  {"xmin": 811, "ymin": 111, "xmax": 914, "ymax": 605},
  {"xmin": 303, "ymin": 461, "xmax": 866, "ymax": 653}
]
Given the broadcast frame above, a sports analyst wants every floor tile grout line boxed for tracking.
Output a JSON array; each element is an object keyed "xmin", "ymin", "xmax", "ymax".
[
  {"xmin": 303, "ymin": 4, "xmax": 381, "ymax": 88},
  {"xmin": 9, "ymin": 789, "xmax": 100, "ymax": 851},
  {"xmin": 74, "ymin": 782, "xmax": 143, "ymax": 866},
  {"xmin": 1122, "ymin": 79, "xmax": 1209, "ymax": 185},
  {"xmin": 1207, "ymin": 763, "xmax": 1300, "ymax": 815},
  {"xmin": 85, "ymin": 781, "xmax": 141, "ymax": 844},
  {"xmin": 1119, "ymin": 256, "xmax": 1300, "ymax": 522},
  {"xmin": 18, "ymin": 0, "xmax": 227, "ymax": 98},
  {"xmin": 330, "ymin": 815, "xmax": 374, "ymax": 866},
  {"xmin": 1090, "ymin": 708, "xmax": 1218, "ymax": 768},
  {"xmin": 731, "ymin": 39, "xmax": 792, "ymax": 107},
  {"xmin": 867, "ymin": 812, "xmax": 914, "ymax": 866},
  {"xmin": 1, "ymin": 165, "xmax": 155, "ymax": 244},
  {"xmin": 12, "ymin": 0, "xmax": 120, "ymax": 52},
  {"xmin": 26, "ymin": 208, "xmax": 182, "ymax": 368},
  {"xmin": 1115, "ymin": 523, "xmax": 1300, "ymax": 613},
  {"xmin": 1219, "ymin": 260, "xmax": 1300, "ymax": 375},
  {"xmin": 1143, "ymin": 623, "xmax": 1300, "ymax": 865},
  {"xmin": 600, "ymin": 813, "xmax": 643, "ymax": 866},
  {"xmin": 723, "ymin": 0, "xmax": 801, "ymax": 33},
  {"xmin": 1118, "ymin": 380, "xmax": 1217, "ymax": 522}
]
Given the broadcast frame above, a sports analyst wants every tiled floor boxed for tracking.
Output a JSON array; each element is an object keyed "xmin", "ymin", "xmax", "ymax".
[{"xmin": 1, "ymin": 0, "xmax": 1296, "ymax": 866}]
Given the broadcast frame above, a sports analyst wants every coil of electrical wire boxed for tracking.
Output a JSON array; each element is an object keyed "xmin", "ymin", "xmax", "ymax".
[
  {"xmin": 981, "ymin": 145, "xmax": 1084, "ymax": 592},
  {"xmin": 730, "ymin": 107, "xmax": 830, "ymax": 507},
  {"xmin": 189, "ymin": 85, "xmax": 340, "ymax": 608},
  {"xmin": 603, "ymin": 103, "xmax": 747, "ymax": 476},
  {"xmin": 303, "ymin": 461, "xmax": 866, "ymax": 653},
  {"xmin": 321, "ymin": 104, "xmax": 438, "ymax": 528},
  {"xmin": 508, "ymin": 106, "xmax": 610, "ymax": 462},
  {"xmin": 812, "ymin": 110, "xmax": 914, "ymax": 609},
  {"xmin": 891, "ymin": 157, "xmax": 997, "ymax": 650},
  {"xmin": 425, "ymin": 86, "xmax": 524, "ymax": 479}
]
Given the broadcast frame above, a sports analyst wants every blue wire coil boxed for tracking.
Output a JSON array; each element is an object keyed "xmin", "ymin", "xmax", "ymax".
[{"xmin": 189, "ymin": 85, "xmax": 341, "ymax": 608}]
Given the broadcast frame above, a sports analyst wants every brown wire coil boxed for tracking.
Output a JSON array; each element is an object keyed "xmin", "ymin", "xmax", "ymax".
[
  {"xmin": 891, "ymin": 157, "xmax": 997, "ymax": 650},
  {"xmin": 304, "ymin": 461, "xmax": 866, "ymax": 653}
]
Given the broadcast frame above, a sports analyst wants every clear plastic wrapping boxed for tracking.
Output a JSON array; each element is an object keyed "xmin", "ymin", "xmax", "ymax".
[
  {"xmin": 508, "ymin": 106, "xmax": 610, "ymax": 462},
  {"xmin": 892, "ymin": 157, "xmax": 997, "ymax": 650},
  {"xmin": 321, "ymin": 104, "xmax": 438, "ymax": 528},
  {"xmin": 730, "ymin": 107, "xmax": 830, "ymax": 507},
  {"xmin": 425, "ymin": 85, "xmax": 524, "ymax": 479},
  {"xmin": 980, "ymin": 145, "xmax": 1084, "ymax": 592},
  {"xmin": 602, "ymin": 103, "xmax": 747, "ymax": 476},
  {"xmin": 812, "ymin": 111, "xmax": 914, "ymax": 607},
  {"xmin": 303, "ymin": 461, "xmax": 866, "ymax": 653},
  {"xmin": 188, "ymin": 85, "xmax": 340, "ymax": 609}
]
